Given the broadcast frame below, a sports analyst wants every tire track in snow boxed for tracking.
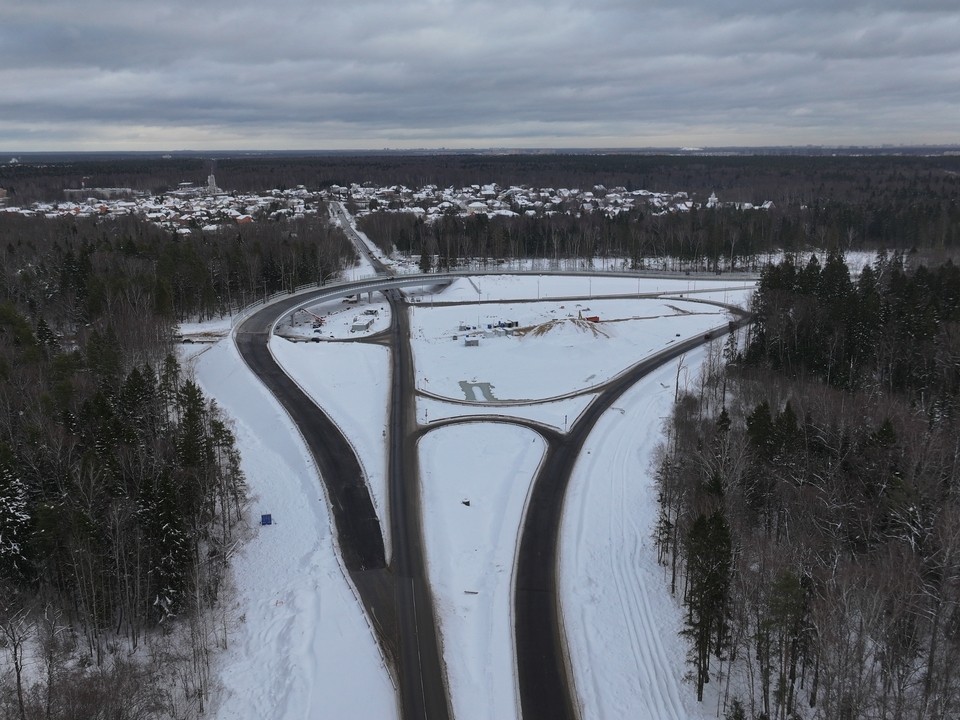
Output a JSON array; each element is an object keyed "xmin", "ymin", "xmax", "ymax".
[
  {"xmin": 607, "ymin": 392, "xmax": 678, "ymax": 720},
  {"xmin": 608, "ymin": 426, "xmax": 676, "ymax": 720},
  {"xmin": 561, "ymin": 349, "xmax": 713, "ymax": 720}
]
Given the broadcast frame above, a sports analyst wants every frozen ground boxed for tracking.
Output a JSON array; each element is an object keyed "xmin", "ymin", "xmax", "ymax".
[
  {"xmin": 419, "ymin": 423, "xmax": 546, "ymax": 720},
  {"xmin": 406, "ymin": 273, "xmax": 753, "ymax": 304},
  {"xmin": 409, "ymin": 294, "xmax": 732, "ymax": 401}
]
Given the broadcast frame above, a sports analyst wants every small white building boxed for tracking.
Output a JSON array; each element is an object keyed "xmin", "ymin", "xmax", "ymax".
[{"xmin": 351, "ymin": 316, "xmax": 375, "ymax": 332}]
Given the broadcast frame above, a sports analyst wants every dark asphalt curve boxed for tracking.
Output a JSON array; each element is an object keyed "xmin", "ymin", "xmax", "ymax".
[
  {"xmin": 236, "ymin": 273, "xmax": 451, "ymax": 717},
  {"xmin": 233, "ymin": 254, "xmax": 751, "ymax": 720},
  {"xmin": 515, "ymin": 316, "xmax": 751, "ymax": 720},
  {"xmin": 235, "ymin": 298, "xmax": 386, "ymax": 572}
]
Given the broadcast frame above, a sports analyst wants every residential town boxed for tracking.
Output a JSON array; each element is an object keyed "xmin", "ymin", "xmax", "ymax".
[{"xmin": 0, "ymin": 174, "xmax": 773, "ymax": 235}]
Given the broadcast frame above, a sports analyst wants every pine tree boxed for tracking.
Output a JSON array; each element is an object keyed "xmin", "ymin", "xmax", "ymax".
[{"xmin": 684, "ymin": 511, "xmax": 732, "ymax": 701}]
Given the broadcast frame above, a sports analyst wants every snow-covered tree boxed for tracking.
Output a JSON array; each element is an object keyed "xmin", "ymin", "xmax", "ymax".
[{"xmin": 0, "ymin": 461, "xmax": 31, "ymax": 583}]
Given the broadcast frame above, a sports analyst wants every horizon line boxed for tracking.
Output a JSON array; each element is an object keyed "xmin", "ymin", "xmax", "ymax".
[{"xmin": 4, "ymin": 143, "xmax": 960, "ymax": 157}]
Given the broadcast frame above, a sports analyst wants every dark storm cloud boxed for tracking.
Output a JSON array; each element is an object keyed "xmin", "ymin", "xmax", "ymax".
[{"xmin": 0, "ymin": 0, "xmax": 957, "ymax": 149}]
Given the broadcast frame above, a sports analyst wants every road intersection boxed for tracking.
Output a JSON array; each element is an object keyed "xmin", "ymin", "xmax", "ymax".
[{"xmin": 233, "ymin": 211, "xmax": 754, "ymax": 719}]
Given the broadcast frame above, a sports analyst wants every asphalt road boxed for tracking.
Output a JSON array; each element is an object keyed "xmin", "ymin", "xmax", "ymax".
[
  {"xmin": 386, "ymin": 289, "xmax": 451, "ymax": 720},
  {"xmin": 235, "ymin": 298, "xmax": 387, "ymax": 573},
  {"xmin": 328, "ymin": 207, "xmax": 452, "ymax": 720},
  {"xmin": 236, "ymin": 289, "xmax": 452, "ymax": 720},
  {"xmin": 236, "ymin": 291, "xmax": 412, "ymax": 688}
]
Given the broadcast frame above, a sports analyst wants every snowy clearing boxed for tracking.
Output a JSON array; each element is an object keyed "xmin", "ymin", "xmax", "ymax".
[
  {"xmin": 187, "ymin": 267, "xmax": 753, "ymax": 719},
  {"xmin": 408, "ymin": 273, "xmax": 753, "ymax": 304},
  {"xmin": 419, "ymin": 422, "xmax": 546, "ymax": 720},
  {"xmin": 409, "ymin": 296, "xmax": 731, "ymax": 401}
]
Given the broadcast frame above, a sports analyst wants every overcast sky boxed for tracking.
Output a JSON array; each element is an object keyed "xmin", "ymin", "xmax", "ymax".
[{"xmin": 1, "ymin": 0, "xmax": 958, "ymax": 151}]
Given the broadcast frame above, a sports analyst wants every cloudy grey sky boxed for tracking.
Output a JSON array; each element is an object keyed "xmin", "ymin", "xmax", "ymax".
[{"xmin": 1, "ymin": 0, "xmax": 958, "ymax": 150}]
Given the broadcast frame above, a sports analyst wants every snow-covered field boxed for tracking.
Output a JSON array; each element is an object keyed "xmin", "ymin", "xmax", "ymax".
[
  {"xmin": 420, "ymin": 423, "xmax": 546, "ymax": 720},
  {"xmin": 190, "ymin": 267, "xmax": 752, "ymax": 719},
  {"xmin": 409, "ymin": 292, "xmax": 731, "ymax": 402}
]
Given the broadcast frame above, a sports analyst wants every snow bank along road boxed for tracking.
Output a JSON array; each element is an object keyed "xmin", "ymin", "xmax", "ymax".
[
  {"xmin": 235, "ymin": 300, "xmax": 387, "ymax": 573},
  {"xmin": 234, "ymin": 268, "xmax": 752, "ymax": 719},
  {"xmin": 235, "ymin": 289, "xmax": 451, "ymax": 720}
]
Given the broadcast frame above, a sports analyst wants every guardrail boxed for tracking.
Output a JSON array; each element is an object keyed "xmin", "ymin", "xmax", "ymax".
[{"xmin": 230, "ymin": 274, "xmax": 382, "ymax": 328}]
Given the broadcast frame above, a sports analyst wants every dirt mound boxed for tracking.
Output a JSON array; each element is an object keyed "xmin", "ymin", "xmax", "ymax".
[{"xmin": 517, "ymin": 317, "xmax": 610, "ymax": 339}]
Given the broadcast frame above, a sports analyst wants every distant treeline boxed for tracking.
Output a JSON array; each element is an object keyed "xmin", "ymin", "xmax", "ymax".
[
  {"xmin": 6, "ymin": 154, "xmax": 960, "ymax": 261},
  {"xmin": 4, "ymin": 153, "xmax": 960, "ymax": 215},
  {"xmin": 358, "ymin": 191, "xmax": 960, "ymax": 271}
]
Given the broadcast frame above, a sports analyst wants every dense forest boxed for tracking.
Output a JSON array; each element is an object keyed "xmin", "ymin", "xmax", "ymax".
[
  {"xmin": 0, "ymin": 209, "xmax": 357, "ymax": 718},
  {"xmin": 1, "ymin": 212, "xmax": 355, "ymax": 326},
  {"xmin": 656, "ymin": 254, "xmax": 960, "ymax": 719}
]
